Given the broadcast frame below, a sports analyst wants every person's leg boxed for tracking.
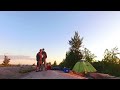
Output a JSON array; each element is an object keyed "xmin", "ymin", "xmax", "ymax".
[
  {"xmin": 41, "ymin": 58, "xmax": 44, "ymax": 70},
  {"xmin": 39, "ymin": 60, "xmax": 43, "ymax": 71},
  {"xmin": 36, "ymin": 61, "xmax": 39, "ymax": 72},
  {"xmin": 40, "ymin": 61, "xmax": 43, "ymax": 71},
  {"xmin": 41, "ymin": 58, "xmax": 45, "ymax": 70},
  {"xmin": 44, "ymin": 58, "xmax": 47, "ymax": 70}
]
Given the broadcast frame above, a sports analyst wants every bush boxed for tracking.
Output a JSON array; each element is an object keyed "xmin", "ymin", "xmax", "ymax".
[
  {"xmin": 92, "ymin": 61, "xmax": 120, "ymax": 77},
  {"xmin": 2, "ymin": 56, "xmax": 10, "ymax": 66}
]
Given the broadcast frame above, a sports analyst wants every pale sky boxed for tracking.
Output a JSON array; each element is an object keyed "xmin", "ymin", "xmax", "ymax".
[{"xmin": 0, "ymin": 11, "xmax": 120, "ymax": 65}]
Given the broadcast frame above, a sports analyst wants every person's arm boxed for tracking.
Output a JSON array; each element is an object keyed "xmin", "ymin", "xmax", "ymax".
[
  {"xmin": 45, "ymin": 52, "xmax": 47, "ymax": 58},
  {"xmin": 36, "ymin": 53, "xmax": 38, "ymax": 61}
]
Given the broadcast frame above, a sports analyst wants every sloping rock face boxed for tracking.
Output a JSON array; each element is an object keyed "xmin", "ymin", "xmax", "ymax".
[{"xmin": 88, "ymin": 73, "xmax": 118, "ymax": 79}]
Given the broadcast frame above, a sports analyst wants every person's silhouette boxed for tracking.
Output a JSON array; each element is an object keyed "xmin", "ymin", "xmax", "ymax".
[
  {"xmin": 36, "ymin": 49, "xmax": 43, "ymax": 72},
  {"xmin": 42, "ymin": 48, "xmax": 47, "ymax": 71}
]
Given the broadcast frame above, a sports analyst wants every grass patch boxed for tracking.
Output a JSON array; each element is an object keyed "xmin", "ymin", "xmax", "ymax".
[{"xmin": 19, "ymin": 65, "xmax": 35, "ymax": 73}]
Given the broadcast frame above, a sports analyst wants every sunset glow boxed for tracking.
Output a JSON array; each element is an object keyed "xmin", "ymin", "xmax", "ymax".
[{"xmin": 1, "ymin": 11, "xmax": 120, "ymax": 65}]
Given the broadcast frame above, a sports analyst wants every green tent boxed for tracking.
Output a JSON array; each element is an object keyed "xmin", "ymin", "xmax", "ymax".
[{"xmin": 72, "ymin": 59, "xmax": 97, "ymax": 74}]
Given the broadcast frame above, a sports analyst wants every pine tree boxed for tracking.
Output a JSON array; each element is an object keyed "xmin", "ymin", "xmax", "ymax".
[
  {"xmin": 63, "ymin": 31, "xmax": 83, "ymax": 69},
  {"xmin": 2, "ymin": 55, "xmax": 10, "ymax": 66},
  {"xmin": 53, "ymin": 61, "xmax": 57, "ymax": 66}
]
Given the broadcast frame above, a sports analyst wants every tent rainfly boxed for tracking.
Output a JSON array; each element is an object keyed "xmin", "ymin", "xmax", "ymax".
[{"xmin": 72, "ymin": 59, "xmax": 97, "ymax": 74}]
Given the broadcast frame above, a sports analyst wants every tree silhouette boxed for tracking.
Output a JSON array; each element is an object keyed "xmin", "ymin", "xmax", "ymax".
[
  {"xmin": 69, "ymin": 31, "xmax": 83, "ymax": 52},
  {"xmin": 2, "ymin": 55, "xmax": 10, "ymax": 66},
  {"xmin": 60, "ymin": 31, "xmax": 83, "ymax": 69},
  {"xmin": 52, "ymin": 61, "xmax": 57, "ymax": 66},
  {"xmin": 82, "ymin": 47, "xmax": 96, "ymax": 63},
  {"xmin": 102, "ymin": 47, "xmax": 120, "ymax": 64}
]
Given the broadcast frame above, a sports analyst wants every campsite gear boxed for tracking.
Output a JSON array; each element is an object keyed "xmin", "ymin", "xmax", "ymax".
[
  {"xmin": 72, "ymin": 59, "xmax": 97, "ymax": 74},
  {"xmin": 47, "ymin": 65, "xmax": 51, "ymax": 70},
  {"xmin": 51, "ymin": 66, "xmax": 61, "ymax": 70},
  {"xmin": 63, "ymin": 67, "xmax": 70, "ymax": 73}
]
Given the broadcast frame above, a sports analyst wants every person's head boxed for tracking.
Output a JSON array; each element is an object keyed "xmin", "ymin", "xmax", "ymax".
[
  {"xmin": 42, "ymin": 48, "xmax": 45, "ymax": 51},
  {"xmin": 39, "ymin": 49, "xmax": 42, "ymax": 52}
]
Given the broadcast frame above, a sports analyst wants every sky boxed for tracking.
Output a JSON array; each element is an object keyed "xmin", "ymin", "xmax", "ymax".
[{"xmin": 0, "ymin": 11, "xmax": 120, "ymax": 65}]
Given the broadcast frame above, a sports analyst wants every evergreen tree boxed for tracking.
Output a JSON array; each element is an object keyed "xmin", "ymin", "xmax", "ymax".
[
  {"xmin": 52, "ymin": 61, "xmax": 57, "ymax": 66},
  {"xmin": 2, "ymin": 55, "xmax": 10, "ymax": 66},
  {"xmin": 63, "ymin": 31, "xmax": 83, "ymax": 69}
]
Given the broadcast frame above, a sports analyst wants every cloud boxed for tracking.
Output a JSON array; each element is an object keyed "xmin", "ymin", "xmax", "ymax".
[{"xmin": 0, "ymin": 55, "xmax": 35, "ymax": 60}]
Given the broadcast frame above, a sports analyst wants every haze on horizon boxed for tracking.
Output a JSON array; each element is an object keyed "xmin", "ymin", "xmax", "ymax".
[{"xmin": 1, "ymin": 11, "xmax": 120, "ymax": 65}]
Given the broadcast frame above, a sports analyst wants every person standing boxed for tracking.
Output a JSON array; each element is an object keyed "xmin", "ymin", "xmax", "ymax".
[
  {"xmin": 42, "ymin": 48, "xmax": 47, "ymax": 71},
  {"xmin": 36, "ymin": 49, "xmax": 43, "ymax": 72}
]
